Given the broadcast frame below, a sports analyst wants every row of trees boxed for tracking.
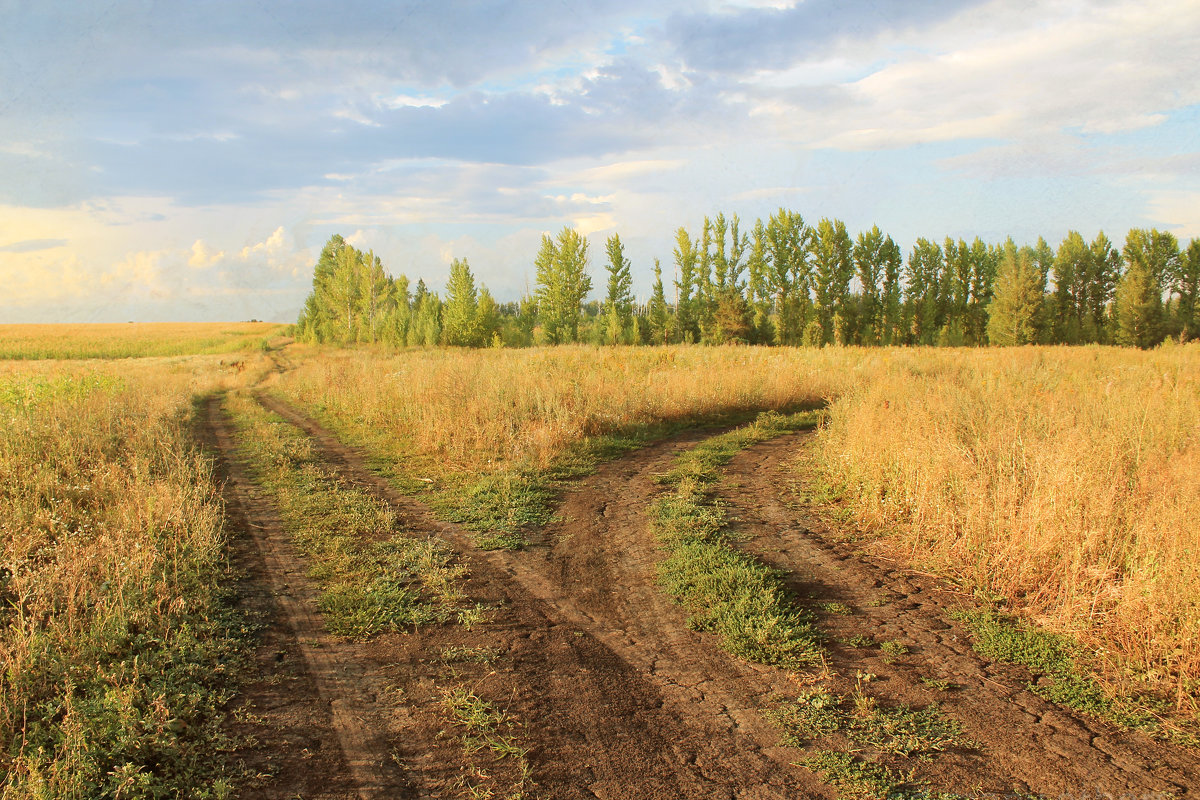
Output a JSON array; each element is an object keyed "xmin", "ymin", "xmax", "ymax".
[{"xmin": 294, "ymin": 214, "xmax": 1200, "ymax": 349}]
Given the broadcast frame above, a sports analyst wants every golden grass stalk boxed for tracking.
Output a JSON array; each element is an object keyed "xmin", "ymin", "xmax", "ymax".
[{"xmin": 813, "ymin": 344, "xmax": 1200, "ymax": 708}]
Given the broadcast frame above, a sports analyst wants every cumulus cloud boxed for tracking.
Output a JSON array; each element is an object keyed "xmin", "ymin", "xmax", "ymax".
[{"xmin": 188, "ymin": 239, "xmax": 225, "ymax": 268}]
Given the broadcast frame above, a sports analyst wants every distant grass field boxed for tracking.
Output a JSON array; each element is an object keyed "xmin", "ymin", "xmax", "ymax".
[{"xmin": 0, "ymin": 322, "xmax": 287, "ymax": 359}]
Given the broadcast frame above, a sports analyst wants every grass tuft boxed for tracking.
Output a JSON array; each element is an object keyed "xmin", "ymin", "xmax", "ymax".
[
  {"xmin": 226, "ymin": 393, "xmax": 470, "ymax": 639},
  {"xmin": 651, "ymin": 411, "xmax": 825, "ymax": 668}
]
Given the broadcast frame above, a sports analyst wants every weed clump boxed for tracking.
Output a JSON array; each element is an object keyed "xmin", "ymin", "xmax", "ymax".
[{"xmin": 651, "ymin": 411, "xmax": 825, "ymax": 668}]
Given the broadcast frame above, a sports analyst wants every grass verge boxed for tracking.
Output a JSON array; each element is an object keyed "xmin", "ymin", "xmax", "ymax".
[
  {"xmin": 649, "ymin": 410, "xmax": 824, "ymax": 668},
  {"xmin": 224, "ymin": 392, "xmax": 472, "ymax": 638},
  {"xmin": 1, "ymin": 370, "xmax": 250, "ymax": 799},
  {"xmin": 952, "ymin": 607, "xmax": 1196, "ymax": 745}
]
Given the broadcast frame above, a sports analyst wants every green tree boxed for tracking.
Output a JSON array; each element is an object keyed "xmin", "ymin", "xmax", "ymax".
[
  {"xmin": 478, "ymin": 287, "xmax": 501, "ymax": 346},
  {"xmin": 906, "ymin": 238, "xmax": 943, "ymax": 345},
  {"xmin": 966, "ymin": 238, "xmax": 997, "ymax": 346},
  {"xmin": 1086, "ymin": 232, "xmax": 1121, "ymax": 343},
  {"xmin": 647, "ymin": 259, "xmax": 671, "ymax": 345},
  {"xmin": 442, "ymin": 257, "xmax": 482, "ymax": 347},
  {"xmin": 534, "ymin": 227, "xmax": 592, "ymax": 344},
  {"xmin": 358, "ymin": 250, "xmax": 389, "ymax": 342},
  {"xmin": 853, "ymin": 226, "xmax": 887, "ymax": 345},
  {"xmin": 811, "ymin": 218, "xmax": 854, "ymax": 345},
  {"xmin": 1115, "ymin": 228, "xmax": 1178, "ymax": 348},
  {"xmin": 1052, "ymin": 231, "xmax": 1090, "ymax": 344},
  {"xmin": 765, "ymin": 208, "xmax": 810, "ymax": 345},
  {"xmin": 879, "ymin": 234, "xmax": 904, "ymax": 345},
  {"xmin": 747, "ymin": 219, "xmax": 774, "ymax": 344},
  {"xmin": 602, "ymin": 233, "xmax": 634, "ymax": 345},
  {"xmin": 987, "ymin": 242, "xmax": 1043, "ymax": 346},
  {"xmin": 1176, "ymin": 239, "xmax": 1200, "ymax": 341},
  {"xmin": 673, "ymin": 227, "xmax": 700, "ymax": 343}
]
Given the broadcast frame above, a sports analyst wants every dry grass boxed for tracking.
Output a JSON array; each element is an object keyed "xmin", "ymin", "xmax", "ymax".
[
  {"xmin": 0, "ymin": 356, "xmax": 260, "ymax": 797},
  {"xmin": 0, "ymin": 322, "xmax": 286, "ymax": 359},
  {"xmin": 812, "ymin": 343, "xmax": 1200, "ymax": 709},
  {"xmin": 269, "ymin": 344, "xmax": 855, "ymax": 474}
]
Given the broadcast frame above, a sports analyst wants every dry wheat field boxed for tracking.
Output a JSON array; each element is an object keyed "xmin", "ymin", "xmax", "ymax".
[{"xmin": 2, "ymin": 325, "xmax": 1199, "ymax": 799}]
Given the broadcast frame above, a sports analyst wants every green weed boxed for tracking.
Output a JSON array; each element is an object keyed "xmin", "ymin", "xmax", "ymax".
[
  {"xmin": 951, "ymin": 608, "xmax": 1161, "ymax": 731},
  {"xmin": 797, "ymin": 750, "xmax": 905, "ymax": 799},
  {"xmin": 880, "ymin": 641, "xmax": 910, "ymax": 664},
  {"xmin": 651, "ymin": 411, "xmax": 825, "ymax": 668},
  {"xmin": 227, "ymin": 393, "xmax": 469, "ymax": 639}
]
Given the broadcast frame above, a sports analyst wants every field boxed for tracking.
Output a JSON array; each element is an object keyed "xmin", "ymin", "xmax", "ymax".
[
  {"xmin": 0, "ymin": 322, "xmax": 285, "ymax": 360},
  {"xmin": 3, "ymin": 325, "xmax": 1199, "ymax": 799}
]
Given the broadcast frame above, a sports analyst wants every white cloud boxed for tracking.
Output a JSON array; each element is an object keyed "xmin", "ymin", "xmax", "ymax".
[
  {"xmin": 1144, "ymin": 190, "xmax": 1200, "ymax": 241},
  {"xmin": 188, "ymin": 239, "xmax": 225, "ymax": 269}
]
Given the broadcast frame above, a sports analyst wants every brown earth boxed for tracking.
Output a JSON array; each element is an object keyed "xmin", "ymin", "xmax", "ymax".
[
  {"xmin": 208, "ymin": 388, "xmax": 1200, "ymax": 799},
  {"xmin": 719, "ymin": 432, "xmax": 1200, "ymax": 797}
]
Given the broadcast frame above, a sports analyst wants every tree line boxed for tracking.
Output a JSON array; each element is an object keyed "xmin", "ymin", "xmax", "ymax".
[{"xmin": 294, "ymin": 213, "xmax": 1200, "ymax": 349}]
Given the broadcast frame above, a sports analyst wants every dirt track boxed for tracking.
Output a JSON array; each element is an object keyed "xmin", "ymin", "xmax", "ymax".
[{"xmin": 205, "ymin": 392, "xmax": 1200, "ymax": 799}]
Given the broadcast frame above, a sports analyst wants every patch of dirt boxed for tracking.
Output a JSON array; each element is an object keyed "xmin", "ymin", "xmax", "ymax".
[
  {"xmin": 718, "ymin": 432, "xmax": 1200, "ymax": 797},
  {"xmin": 257, "ymin": 393, "xmax": 832, "ymax": 799}
]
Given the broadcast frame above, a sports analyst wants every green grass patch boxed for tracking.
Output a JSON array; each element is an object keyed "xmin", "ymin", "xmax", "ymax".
[
  {"xmin": 226, "ymin": 393, "xmax": 469, "ymax": 639},
  {"xmin": 439, "ymin": 686, "xmax": 531, "ymax": 799},
  {"xmin": 771, "ymin": 686, "xmax": 971, "ymax": 799},
  {"xmin": 651, "ymin": 411, "xmax": 825, "ymax": 668},
  {"xmin": 951, "ymin": 607, "xmax": 1168, "ymax": 732},
  {"xmin": 797, "ymin": 749, "xmax": 906, "ymax": 799}
]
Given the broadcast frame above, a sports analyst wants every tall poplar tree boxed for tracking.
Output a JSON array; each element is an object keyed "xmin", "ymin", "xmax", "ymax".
[
  {"xmin": 1115, "ymin": 228, "xmax": 1178, "ymax": 348},
  {"xmin": 1176, "ymin": 239, "xmax": 1200, "ymax": 341},
  {"xmin": 602, "ymin": 233, "xmax": 634, "ymax": 345},
  {"xmin": 535, "ymin": 227, "xmax": 592, "ymax": 344},
  {"xmin": 853, "ymin": 226, "xmax": 886, "ymax": 345},
  {"xmin": 673, "ymin": 227, "xmax": 700, "ymax": 343},
  {"xmin": 647, "ymin": 258, "xmax": 670, "ymax": 345},
  {"xmin": 442, "ymin": 257, "xmax": 482, "ymax": 347},
  {"xmin": 987, "ymin": 242, "xmax": 1043, "ymax": 346}
]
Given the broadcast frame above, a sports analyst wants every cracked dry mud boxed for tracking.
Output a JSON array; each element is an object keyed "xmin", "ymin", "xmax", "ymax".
[{"xmin": 208, "ymin": 394, "xmax": 1200, "ymax": 799}]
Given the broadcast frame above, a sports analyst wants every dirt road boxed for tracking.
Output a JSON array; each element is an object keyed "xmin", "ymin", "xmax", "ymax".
[{"xmin": 204, "ymin": 392, "xmax": 1200, "ymax": 799}]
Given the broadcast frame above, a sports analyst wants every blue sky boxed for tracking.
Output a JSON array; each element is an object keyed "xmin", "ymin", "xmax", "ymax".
[{"xmin": 2, "ymin": 0, "xmax": 1197, "ymax": 322}]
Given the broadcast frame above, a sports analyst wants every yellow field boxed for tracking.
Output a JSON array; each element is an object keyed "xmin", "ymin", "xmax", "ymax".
[
  {"xmin": 0, "ymin": 322, "xmax": 287, "ymax": 359},
  {"xmin": 268, "ymin": 344, "xmax": 854, "ymax": 472},
  {"xmin": 813, "ymin": 343, "xmax": 1200, "ymax": 708},
  {"xmin": 0, "ymin": 355, "xmax": 261, "ymax": 796}
]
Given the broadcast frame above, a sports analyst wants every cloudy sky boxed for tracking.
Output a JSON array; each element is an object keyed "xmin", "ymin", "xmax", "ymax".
[{"xmin": 2, "ymin": 0, "xmax": 1197, "ymax": 323}]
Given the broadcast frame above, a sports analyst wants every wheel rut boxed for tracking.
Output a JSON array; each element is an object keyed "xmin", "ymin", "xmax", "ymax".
[
  {"xmin": 256, "ymin": 393, "xmax": 822, "ymax": 798},
  {"xmin": 719, "ymin": 432, "xmax": 1200, "ymax": 797},
  {"xmin": 202, "ymin": 394, "xmax": 408, "ymax": 799}
]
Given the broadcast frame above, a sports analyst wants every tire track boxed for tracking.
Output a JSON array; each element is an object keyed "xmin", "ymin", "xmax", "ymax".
[
  {"xmin": 203, "ymin": 394, "xmax": 411, "ymax": 800},
  {"xmin": 719, "ymin": 432, "xmax": 1200, "ymax": 797},
  {"xmin": 255, "ymin": 393, "xmax": 813, "ymax": 799}
]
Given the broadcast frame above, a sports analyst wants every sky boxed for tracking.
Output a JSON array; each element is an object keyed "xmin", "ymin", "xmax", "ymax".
[{"xmin": 2, "ymin": 0, "xmax": 1198, "ymax": 323}]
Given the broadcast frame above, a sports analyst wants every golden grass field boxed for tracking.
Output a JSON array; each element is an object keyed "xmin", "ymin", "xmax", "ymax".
[
  {"xmin": 813, "ymin": 343, "xmax": 1200, "ymax": 710},
  {"xmin": 273, "ymin": 341, "xmax": 1200, "ymax": 710},
  {"xmin": 0, "ymin": 321, "xmax": 286, "ymax": 359},
  {"xmin": 0, "ymin": 354, "xmax": 257, "ymax": 796},
  {"xmin": 2, "ymin": 322, "xmax": 1198, "ymax": 795}
]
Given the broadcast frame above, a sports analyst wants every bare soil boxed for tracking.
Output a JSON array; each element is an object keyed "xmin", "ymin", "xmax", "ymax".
[
  {"xmin": 209, "ymin": 392, "xmax": 1200, "ymax": 799},
  {"xmin": 719, "ymin": 432, "xmax": 1200, "ymax": 797}
]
